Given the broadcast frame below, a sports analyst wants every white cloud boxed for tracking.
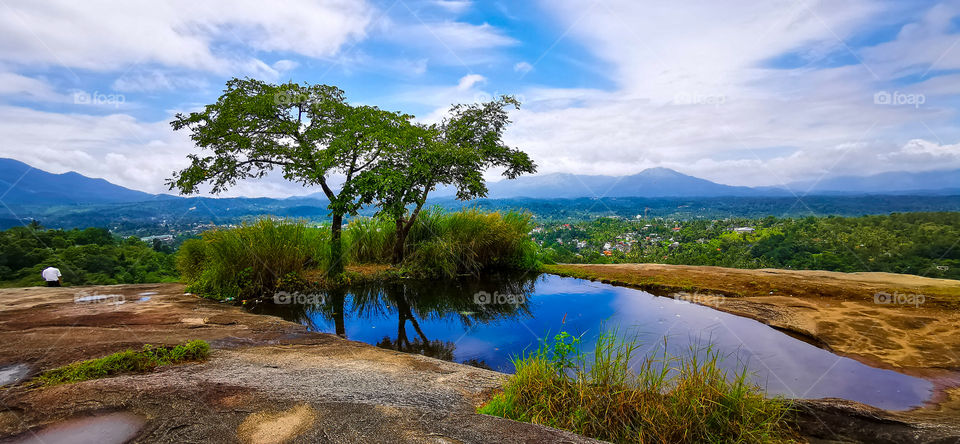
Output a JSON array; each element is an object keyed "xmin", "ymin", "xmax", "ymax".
[
  {"xmin": 0, "ymin": 105, "xmax": 312, "ymax": 197},
  {"xmin": 375, "ymin": 19, "xmax": 517, "ymax": 66},
  {"xmin": 111, "ymin": 71, "xmax": 208, "ymax": 93},
  {"xmin": 514, "ymin": 61, "xmax": 533, "ymax": 74},
  {"xmin": 485, "ymin": 0, "xmax": 960, "ymax": 186},
  {"xmin": 457, "ymin": 74, "xmax": 487, "ymax": 90},
  {"xmin": 0, "ymin": 0, "xmax": 373, "ymax": 74},
  {"xmin": 0, "ymin": 73, "xmax": 65, "ymax": 102},
  {"xmin": 432, "ymin": 1, "xmax": 472, "ymax": 14},
  {"xmin": 271, "ymin": 60, "xmax": 300, "ymax": 73}
]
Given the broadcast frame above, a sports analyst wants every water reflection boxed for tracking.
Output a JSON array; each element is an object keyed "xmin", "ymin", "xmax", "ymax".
[
  {"xmin": 248, "ymin": 273, "xmax": 536, "ymax": 367},
  {"xmin": 248, "ymin": 273, "xmax": 934, "ymax": 410}
]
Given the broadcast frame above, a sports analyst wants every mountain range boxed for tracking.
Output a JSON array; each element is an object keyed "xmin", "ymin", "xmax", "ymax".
[
  {"xmin": 0, "ymin": 158, "xmax": 161, "ymax": 205},
  {"xmin": 475, "ymin": 168, "xmax": 763, "ymax": 199},
  {"xmin": 2, "ymin": 157, "xmax": 959, "ymax": 206}
]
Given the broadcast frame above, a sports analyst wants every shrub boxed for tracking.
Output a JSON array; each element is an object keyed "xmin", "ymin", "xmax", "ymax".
[{"xmin": 478, "ymin": 331, "xmax": 794, "ymax": 443}]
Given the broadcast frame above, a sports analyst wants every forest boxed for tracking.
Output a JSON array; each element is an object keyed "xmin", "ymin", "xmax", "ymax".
[
  {"xmin": 533, "ymin": 212, "xmax": 960, "ymax": 279},
  {"xmin": 0, "ymin": 223, "xmax": 177, "ymax": 287}
]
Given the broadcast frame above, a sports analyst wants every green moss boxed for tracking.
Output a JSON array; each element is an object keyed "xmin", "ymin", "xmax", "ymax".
[{"xmin": 35, "ymin": 340, "xmax": 210, "ymax": 386}]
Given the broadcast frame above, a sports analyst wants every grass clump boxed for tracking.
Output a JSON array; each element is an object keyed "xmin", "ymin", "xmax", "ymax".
[
  {"xmin": 402, "ymin": 208, "xmax": 539, "ymax": 278},
  {"xmin": 177, "ymin": 219, "xmax": 326, "ymax": 300},
  {"xmin": 179, "ymin": 209, "xmax": 541, "ymax": 300},
  {"xmin": 478, "ymin": 331, "xmax": 794, "ymax": 443},
  {"xmin": 35, "ymin": 340, "xmax": 210, "ymax": 386}
]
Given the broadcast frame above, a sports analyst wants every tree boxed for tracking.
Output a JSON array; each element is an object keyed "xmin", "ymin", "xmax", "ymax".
[
  {"xmin": 358, "ymin": 96, "xmax": 536, "ymax": 263},
  {"xmin": 168, "ymin": 78, "xmax": 410, "ymax": 275}
]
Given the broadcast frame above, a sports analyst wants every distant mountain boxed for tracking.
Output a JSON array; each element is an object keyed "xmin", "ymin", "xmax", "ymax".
[
  {"xmin": 783, "ymin": 169, "xmax": 960, "ymax": 195},
  {"xmin": 480, "ymin": 168, "xmax": 766, "ymax": 199},
  {"xmin": 0, "ymin": 158, "xmax": 160, "ymax": 205},
  {"xmin": 6, "ymin": 157, "xmax": 960, "ymax": 208}
]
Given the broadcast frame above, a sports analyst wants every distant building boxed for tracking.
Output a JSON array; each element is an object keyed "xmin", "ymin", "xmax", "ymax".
[
  {"xmin": 140, "ymin": 234, "xmax": 174, "ymax": 242},
  {"xmin": 732, "ymin": 227, "xmax": 755, "ymax": 233}
]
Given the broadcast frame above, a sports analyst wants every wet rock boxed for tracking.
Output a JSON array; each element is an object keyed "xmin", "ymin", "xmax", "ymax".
[{"xmin": 5, "ymin": 412, "xmax": 145, "ymax": 444}]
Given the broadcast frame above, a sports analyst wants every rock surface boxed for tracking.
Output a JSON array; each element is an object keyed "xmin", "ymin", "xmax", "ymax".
[
  {"xmin": 0, "ymin": 283, "xmax": 599, "ymax": 443},
  {"xmin": 2, "ymin": 277, "xmax": 959, "ymax": 443}
]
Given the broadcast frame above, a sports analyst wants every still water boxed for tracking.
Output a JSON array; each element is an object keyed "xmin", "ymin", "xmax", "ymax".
[{"xmin": 247, "ymin": 273, "xmax": 933, "ymax": 410}]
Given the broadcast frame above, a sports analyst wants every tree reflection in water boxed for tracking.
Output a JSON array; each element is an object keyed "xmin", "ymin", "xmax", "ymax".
[{"xmin": 246, "ymin": 273, "xmax": 539, "ymax": 368}]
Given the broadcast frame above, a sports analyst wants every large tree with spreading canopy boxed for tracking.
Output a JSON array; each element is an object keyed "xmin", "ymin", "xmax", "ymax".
[
  {"xmin": 168, "ymin": 78, "xmax": 410, "ymax": 275},
  {"xmin": 356, "ymin": 96, "xmax": 536, "ymax": 263}
]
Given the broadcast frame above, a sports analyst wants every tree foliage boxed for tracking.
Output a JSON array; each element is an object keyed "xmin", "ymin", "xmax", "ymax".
[
  {"xmin": 533, "ymin": 212, "xmax": 960, "ymax": 278},
  {"xmin": 168, "ymin": 78, "xmax": 412, "ymax": 274},
  {"xmin": 356, "ymin": 96, "xmax": 536, "ymax": 261}
]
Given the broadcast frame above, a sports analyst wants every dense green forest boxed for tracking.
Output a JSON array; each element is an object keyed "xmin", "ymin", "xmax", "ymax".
[
  {"xmin": 0, "ymin": 223, "xmax": 177, "ymax": 287},
  {"xmin": 533, "ymin": 212, "xmax": 960, "ymax": 279}
]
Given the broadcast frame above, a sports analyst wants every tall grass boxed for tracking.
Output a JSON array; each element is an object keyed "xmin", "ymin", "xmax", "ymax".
[
  {"xmin": 403, "ymin": 208, "xmax": 538, "ymax": 278},
  {"xmin": 343, "ymin": 216, "xmax": 394, "ymax": 264},
  {"xmin": 478, "ymin": 331, "xmax": 794, "ymax": 443},
  {"xmin": 178, "ymin": 209, "xmax": 541, "ymax": 299},
  {"xmin": 177, "ymin": 219, "xmax": 326, "ymax": 299}
]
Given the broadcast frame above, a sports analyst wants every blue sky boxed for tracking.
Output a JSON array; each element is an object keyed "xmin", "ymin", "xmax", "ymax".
[{"xmin": 2, "ymin": 0, "xmax": 960, "ymax": 197}]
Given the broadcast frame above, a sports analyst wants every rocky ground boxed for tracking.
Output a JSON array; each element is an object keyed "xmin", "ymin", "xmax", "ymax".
[
  {"xmin": 0, "ymin": 283, "xmax": 599, "ymax": 443},
  {"xmin": 1, "ymin": 273, "xmax": 959, "ymax": 443}
]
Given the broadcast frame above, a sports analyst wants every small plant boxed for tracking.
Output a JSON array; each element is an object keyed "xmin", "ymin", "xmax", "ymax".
[
  {"xmin": 35, "ymin": 340, "xmax": 210, "ymax": 386},
  {"xmin": 478, "ymin": 330, "xmax": 794, "ymax": 443}
]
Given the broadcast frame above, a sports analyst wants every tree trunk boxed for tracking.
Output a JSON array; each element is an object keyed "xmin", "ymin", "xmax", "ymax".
[
  {"xmin": 329, "ymin": 213, "xmax": 344, "ymax": 276},
  {"xmin": 392, "ymin": 219, "xmax": 407, "ymax": 264}
]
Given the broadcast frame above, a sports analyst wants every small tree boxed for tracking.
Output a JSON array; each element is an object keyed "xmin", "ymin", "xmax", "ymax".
[
  {"xmin": 358, "ymin": 96, "xmax": 536, "ymax": 263},
  {"xmin": 168, "ymin": 78, "xmax": 409, "ymax": 275}
]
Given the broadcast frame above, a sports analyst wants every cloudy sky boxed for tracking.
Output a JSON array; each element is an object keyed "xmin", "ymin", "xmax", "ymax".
[{"xmin": 2, "ymin": 0, "xmax": 960, "ymax": 197}]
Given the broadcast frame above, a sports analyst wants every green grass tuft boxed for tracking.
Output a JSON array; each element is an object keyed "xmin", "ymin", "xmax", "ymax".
[
  {"xmin": 478, "ymin": 330, "xmax": 795, "ymax": 443},
  {"xmin": 35, "ymin": 340, "xmax": 210, "ymax": 386}
]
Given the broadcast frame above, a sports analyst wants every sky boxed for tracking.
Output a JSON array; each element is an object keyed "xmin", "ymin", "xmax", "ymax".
[{"xmin": 2, "ymin": 0, "xmax": 960, "ymax": 197}]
